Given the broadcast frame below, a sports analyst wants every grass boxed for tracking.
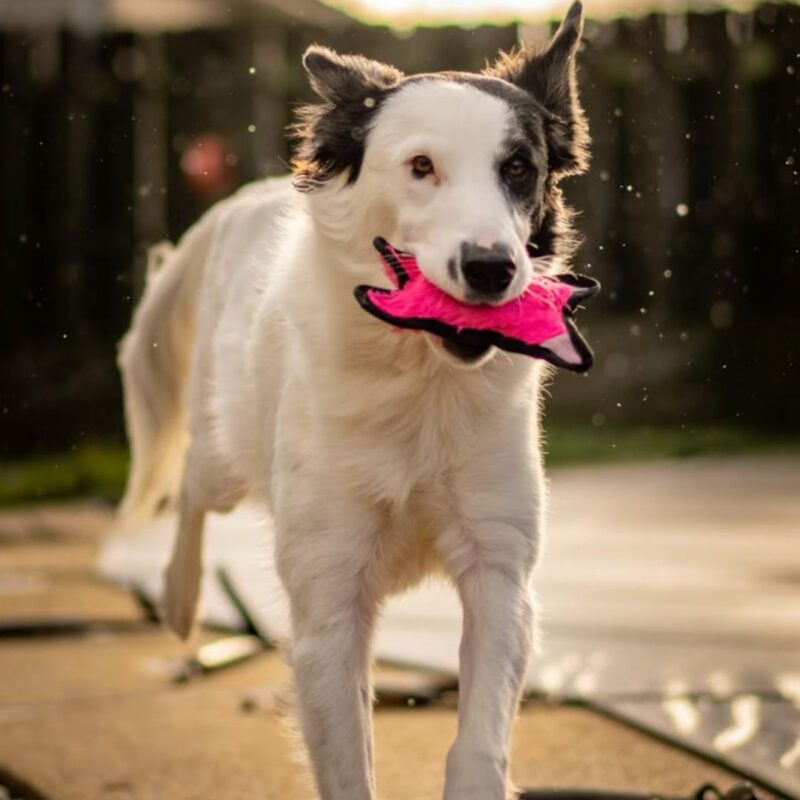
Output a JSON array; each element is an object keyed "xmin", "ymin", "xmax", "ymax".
[
  {"xmin": 542, "ymin": 423, "xmax": 800, "ymax": 466},
  {"xmin": 0, "ymin": 444, "xmax": 129, "ymax": 508},
  {"xmin": 0, "ymin": 426, "xmax": 797, "ymax": 508}
]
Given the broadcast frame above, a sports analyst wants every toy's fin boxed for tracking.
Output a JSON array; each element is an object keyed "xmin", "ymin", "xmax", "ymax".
[
  {"xmin": 373, "ymin": 237, "xmax": 416, "ymax": 289},
  {"xmin": 539, "ymin": 332, "xmax": 587, "ymax": 369},
  {"xmin": 553, "ymin": 273, "xmax": 601, "ymax": 311}
]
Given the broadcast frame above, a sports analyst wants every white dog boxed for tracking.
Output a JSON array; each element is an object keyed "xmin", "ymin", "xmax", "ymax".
[{"xmin": 117, "ymin": 3, "xmax": 589, "ymax": 797}]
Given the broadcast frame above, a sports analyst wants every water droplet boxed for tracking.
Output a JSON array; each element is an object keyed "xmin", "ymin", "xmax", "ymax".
[{"xmin": 709, "ymin": 299, "xmax": 735, "ymax": 330}]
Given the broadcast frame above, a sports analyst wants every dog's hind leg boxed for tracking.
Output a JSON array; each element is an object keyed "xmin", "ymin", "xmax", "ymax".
[
  {"xmin": 162, "ymin": 429, "xmax": 246, "ymax": 639},
  {"xmin": 162, "ymin": 492, "xmax": 206, "ymax": 639}
]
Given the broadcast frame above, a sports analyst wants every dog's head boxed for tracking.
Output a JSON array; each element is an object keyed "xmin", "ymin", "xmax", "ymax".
[{"xmin": 292, "ymin": 1, "xmax": 589, "ymax": 364}]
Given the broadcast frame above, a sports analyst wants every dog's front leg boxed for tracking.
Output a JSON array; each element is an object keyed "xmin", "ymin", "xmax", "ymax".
[
  {"xmin": 274, "ymin": 477, "xmax": 383, "ymax": 800},
  {"xmin": 438, "ymin": 441, "xmax": 542, "ymax": 800}
]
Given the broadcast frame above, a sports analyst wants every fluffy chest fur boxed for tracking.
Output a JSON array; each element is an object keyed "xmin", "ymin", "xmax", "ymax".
[{"xmin": 256, "ymin": 221, "xmax": 538, "ymax": 507}]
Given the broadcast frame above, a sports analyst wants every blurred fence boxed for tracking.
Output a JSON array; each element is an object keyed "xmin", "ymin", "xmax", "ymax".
[{"xmin": 1, "ymin": 3, "xmax": 798, "ymax": 456}]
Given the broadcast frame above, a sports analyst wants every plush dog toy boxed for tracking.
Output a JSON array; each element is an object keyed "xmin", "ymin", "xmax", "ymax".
[{"xmin": 354, "ymin": 237, "xmax": 600, "ymax": 372}]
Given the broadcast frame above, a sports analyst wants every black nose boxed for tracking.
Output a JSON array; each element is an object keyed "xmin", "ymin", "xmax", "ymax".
[{"xmin": 461, "ymin": 244, "xmax": 516, "ymax": 296}]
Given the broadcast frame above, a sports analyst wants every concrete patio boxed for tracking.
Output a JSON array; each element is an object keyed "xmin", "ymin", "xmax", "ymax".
[{"xmin": 2, "ymin": 454, "xmax": 798, "ymax": 799}]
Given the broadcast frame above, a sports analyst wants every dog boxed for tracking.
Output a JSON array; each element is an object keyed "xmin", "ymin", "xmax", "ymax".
[{"xmin": 116, "ymin": 3, "xmax": 589, "ymax": 797}]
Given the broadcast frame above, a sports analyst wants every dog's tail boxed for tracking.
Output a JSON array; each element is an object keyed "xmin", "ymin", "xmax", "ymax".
[{"xmin": 116, "ymin": 220, "xmax": 213, "ymax": 528}]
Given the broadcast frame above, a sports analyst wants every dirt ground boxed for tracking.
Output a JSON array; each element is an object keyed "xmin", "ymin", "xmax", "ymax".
[{"xmin": 0, "ymin": 502, "xmax": 764, "ymax": 800}]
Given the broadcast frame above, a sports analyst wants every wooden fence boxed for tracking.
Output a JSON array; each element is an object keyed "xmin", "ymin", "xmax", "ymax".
[{"xmin": 0, "ymin": 4, "xmax": 797, "ymax": 453}]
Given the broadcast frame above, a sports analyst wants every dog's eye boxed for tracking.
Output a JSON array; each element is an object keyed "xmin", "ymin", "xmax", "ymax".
[
  {"xmin": 410, "ymin": 155, "xmax": 435, "ymax": 179},
  {"xmin": 502, "ymin": 157, "xmax": 533, "ymax": 180}
]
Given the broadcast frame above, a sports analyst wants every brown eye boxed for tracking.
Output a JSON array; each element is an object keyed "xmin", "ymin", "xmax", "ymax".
[
  {"xmin": 503, "ymin": 157, "xmax": 532, "ymax": 180},
  {"xmin": 410, "ymin": 155, "xmax": 434, "ymax": 178}
]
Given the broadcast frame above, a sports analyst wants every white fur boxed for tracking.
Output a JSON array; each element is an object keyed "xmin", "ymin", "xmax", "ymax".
[
  {"xmin": 359, "ymin": 81, "xmax": 544, "ymax": 304},
  {"xmin": 119, "ymin": 80, "xmax": 548, "ymax": 800}
]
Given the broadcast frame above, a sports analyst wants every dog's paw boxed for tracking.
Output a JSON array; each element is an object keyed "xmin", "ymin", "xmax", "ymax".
[
  {"xmin": 161, "ymin": 561, "xmax": 201, "ymax": 639},
  {"xmin": 443, "ymin": 744, "xmax": 507, "ymax": 800}
]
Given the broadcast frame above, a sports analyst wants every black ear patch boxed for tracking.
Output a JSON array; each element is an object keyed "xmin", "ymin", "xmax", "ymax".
[
  {"xmin": 302, "ymin": 46, "xmax": 403, "ymax": 105},
  {"xmin": 485, "ymin": 0, "xmax": 589, "ymax": 177},
  {"xmin": 291, "ymin": 47, "xmax": 404, "ymax": 191}
]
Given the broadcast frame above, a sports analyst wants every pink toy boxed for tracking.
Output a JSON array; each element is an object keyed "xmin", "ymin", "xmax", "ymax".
[{"xmin": 355, "ymin": 238, "xmax": 600, "ymax": 372}]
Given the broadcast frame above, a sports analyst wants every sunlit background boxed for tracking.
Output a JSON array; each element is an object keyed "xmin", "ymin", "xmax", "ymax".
[
  {"xmin": 0, "ymin": 0, "xmax": 798, "ymax": 497},
  {"xmin": 328, "ymin": 0, "xmax": 768, "ymax": 25}
]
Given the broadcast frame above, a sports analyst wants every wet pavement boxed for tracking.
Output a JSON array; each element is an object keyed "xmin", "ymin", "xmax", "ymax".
[
  {"xmin": 99, "ymin": 454, "xmax": 800, "ymax": 797},
  {"xmin": 379, "ymin": 456, "xmax": 800, "ymax": 798},
  {"xmin": 0, "ymin": 500, "xmax": 754, "ymax": 799}
]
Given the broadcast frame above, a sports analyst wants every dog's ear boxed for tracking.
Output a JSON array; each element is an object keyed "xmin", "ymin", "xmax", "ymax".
[
  {"xmin": 292, "ymin": 47, "xmax": 404, "ymax": 189},
  {"xmin": 486, "ymin": 1, "xmax": 589, "ymax": 177},
  {"xmin": 302, "ymin": 46, "xmax": 404, "ymax": 105}
]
